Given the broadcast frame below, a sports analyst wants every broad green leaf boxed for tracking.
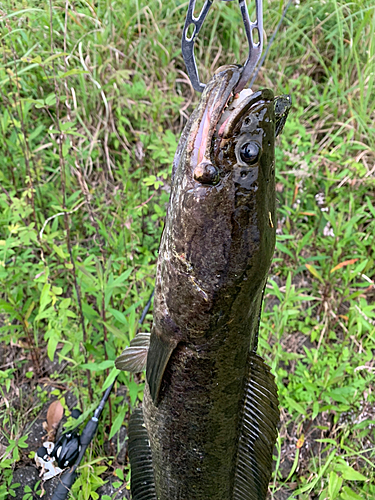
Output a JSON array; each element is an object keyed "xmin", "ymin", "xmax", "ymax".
[
  {"xmin": 81, "ymin": 302, "xmax": 100, "ymax": 320},
  {"xmin": 0, "ymin": 299, "xmax": 15, "ymax": 313},
  {"xmin": 329, "ymin": 471, "xmax": 342, "ymax": 499},
  {"xmin": 312, "ymin": 401, "xmax": 319, "ymax": 420},
  {"xmin": 276, "ymin": 241, "xmax": 294, "ymax": 259},
  {"xmin": 60, "ymin": 121, "xmax": 76, "ymax": 131},
  {"xmin": 335, "ymin": 464, "xmax": 366, "ymax": 481},
  {"xmin": 45, "ymin": 94, "xmax": 56, "ymax": 106},
  {"xmin": 111, "ymin": 268, "xmax": 133, "ymax": 288},
  {"xmin": 97, "ymin": 360, "xmax": 115, "ymax": 370},
  {"xmin": 52, "ymin": 244, "xmax": 67, "ymax": 260},
  {"xmin": 102, "ymin": 321, "xmax": 128, "ymax": 342},
  {"xmin": 94, "ymin": 466, "xmax": 108, "ymax": 475},
  {"xmin": 109, "ymin": 407, "xmax": 127, "ymax": 440},
  {"xmin": 102, "ymin": 367, "xmax": 120, "ymax": 391},
  {"xmin": 115, "ymin": 468, "xmax": 124, "ymax": 481},
  {"xmin": 340, "ymin": 486, "xmax": 364, "ymax": 500},
  {"xmin": 80, "ymin": 360, "xmax": 114, "ymax": 371},
  {"xmin": 28, "ymin": 124, "xmax": 45, "ymax": 142},
  {"xmin": 43, "ymin": 53, "xmax": 68, "ymax": 65},
  {"xmin": 284, "ymin": 396, "xmax": 306, "ymax": 416},
  {"xmin": 47, "ymin": 332, "xmax": 59, "ymax": 361},
  {"xmin": 35, "ymin": 305, "xmax": 55, "ymax": 322},
  {"xmin": 109, "ymin": 308, "xmax": 128, "ymax": 326},
  {"xmin": 0, "ymin": 299, "xmax": 17, "ymax": 314},
  {"xmin": 128, "ymin": 380, "xmax": 140, "ymax": 405},
  {"xmin": 39, "ymin": 283, "xmax": 51, "ymax": 314}
]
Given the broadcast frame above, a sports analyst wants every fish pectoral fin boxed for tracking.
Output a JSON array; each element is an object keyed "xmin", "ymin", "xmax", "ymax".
[
  {"xmin": 146, "ymin": 332, "xmax": 178, "ymax": 405},
  {"xmin": 233, "ymin": 353, "xmax": 280, "ymax": 500},
  {"xmin": 128, "ymin": 408, "xmax": 157, "ymax": 500},
  {"xmin": 115, "ymin": 333, "xmax": 150, "ymax": 372}
]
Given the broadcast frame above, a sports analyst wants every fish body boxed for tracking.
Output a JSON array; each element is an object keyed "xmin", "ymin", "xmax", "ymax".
[{"xmin": 116, "ymin": 65, "xmax": 290, "ymax": 500}]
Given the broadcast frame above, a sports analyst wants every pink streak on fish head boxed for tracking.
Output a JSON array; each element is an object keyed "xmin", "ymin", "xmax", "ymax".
[{"xmin": 192, "ymin": 106, "xmax": 211, "ymax": 167}]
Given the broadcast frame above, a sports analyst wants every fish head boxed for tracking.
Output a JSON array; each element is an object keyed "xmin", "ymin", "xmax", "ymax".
[
  {"xmin": 159, "ymin": 65, "xmax": 277, "ymax": 332},
  {"xmin": 210, "ymin": 77, "xmax": 277, "ymax": 294}
]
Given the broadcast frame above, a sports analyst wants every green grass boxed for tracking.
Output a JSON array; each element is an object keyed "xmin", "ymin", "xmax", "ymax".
[{"xmin": 0, "ymin": 0, "xmax": 374, "ymax": 498}]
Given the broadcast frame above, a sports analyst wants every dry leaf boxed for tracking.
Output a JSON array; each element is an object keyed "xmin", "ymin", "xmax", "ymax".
[
  {"xmin": 330, "ymin": 258, "xmax": 359, "ymax": 274},
  {"xmin": 46, "ymin": 400, "xmax": 64, "ymax": 436},
  {"xmin": 125, "ymin": 217, "xmax": 132, "ymax": 230},
  {"xmin": 296, "ymin": 434, "xmax": 305, "ymax": 449},
  {"xmin": 135, "ymin": 141, "xmax": 144, "ymax": 162}
]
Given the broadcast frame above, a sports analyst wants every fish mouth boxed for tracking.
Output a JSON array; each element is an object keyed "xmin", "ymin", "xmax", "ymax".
[{"xmin": 187, "ymin": 65, "xmax": 242, "ymax": 177}]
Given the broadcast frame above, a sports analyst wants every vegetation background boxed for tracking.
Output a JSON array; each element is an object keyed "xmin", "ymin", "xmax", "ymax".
[{"xmin": 0, "ymin": 0, "xmax": 374, "ymax": 498}]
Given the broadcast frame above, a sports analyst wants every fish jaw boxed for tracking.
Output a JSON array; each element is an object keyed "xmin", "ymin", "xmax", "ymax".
[{"xmin": 176, "ymin": 65, "xmax": 242, "ymax": 186}]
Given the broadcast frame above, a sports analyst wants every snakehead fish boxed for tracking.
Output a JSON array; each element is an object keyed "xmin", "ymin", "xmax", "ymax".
[{"xmin": 116, "ymin": 64, "xmax": 291, "ymax": 500}]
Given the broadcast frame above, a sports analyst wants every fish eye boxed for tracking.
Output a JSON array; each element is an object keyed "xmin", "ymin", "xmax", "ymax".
[{"xmin": 239, "ymin": 142, "xmax": 260, "ymax": 165}]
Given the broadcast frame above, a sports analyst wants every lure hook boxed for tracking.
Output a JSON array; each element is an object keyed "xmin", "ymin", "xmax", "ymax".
[{"xmin": 181, "ymin": 0, "xmax": 263, "ymax": 93}]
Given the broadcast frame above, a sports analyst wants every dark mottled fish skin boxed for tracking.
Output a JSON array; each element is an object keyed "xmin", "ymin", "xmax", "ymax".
[
  {"xmin": 274, "ymin": 95, "xmax": 292, "ymax": 138},
  {"xmin": 116, "ymin": 65, "xmax": 291, "ymax": 500}
]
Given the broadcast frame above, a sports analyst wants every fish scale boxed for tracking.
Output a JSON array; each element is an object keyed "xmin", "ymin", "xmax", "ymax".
[{"xmin": 116, "ymin": 64, "xmax": 291, "ymax": 500}]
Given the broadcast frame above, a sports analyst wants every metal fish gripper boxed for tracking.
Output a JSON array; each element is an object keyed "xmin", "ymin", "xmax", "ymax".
[{"xmin": 182, "ymin": 0, "xmax": 263, "ymax": 93}]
